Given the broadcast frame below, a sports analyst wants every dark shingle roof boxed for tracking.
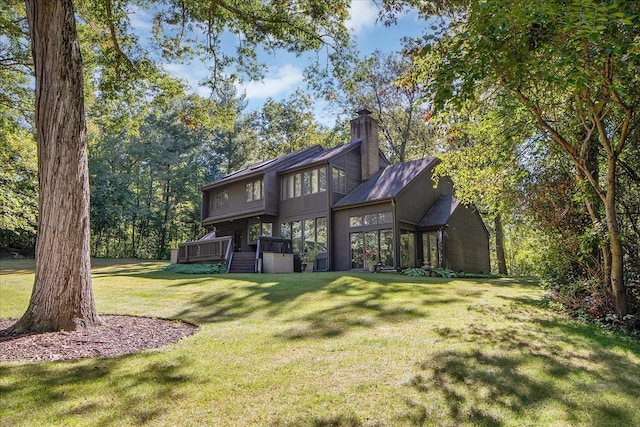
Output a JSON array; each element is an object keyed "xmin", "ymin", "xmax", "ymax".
[
  {"xmin": 333, "ymin": 157, "xmax": 438, "ymax": 208},
  {"xmin": 202, "ymin": 145, "xmax": 324, "ymax": 190},
  {"xmin": 282, "ymin": 140, "xmax": 361, "ymax": 172},
  {"xmin": 417, "ymin": 194, "xmax": 459, "ymax": 228}
]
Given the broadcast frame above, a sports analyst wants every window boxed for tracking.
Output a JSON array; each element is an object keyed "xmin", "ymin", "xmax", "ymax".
[
  {"xmin": 261, "ymin": 222, "xmax": 273, "ymax": 237},
  {"xmin": 349, "ymin": 215, "xmax": 363, "ymax": 227},
  {"xmin": 246, "ymin": 179, "xmax": 263, "ymax": 202},
  {"xmin": 318, "ymin": 167, "xmax": 327, "ymax": 192},
  {"xmin": 364, "ymin": 214, "xmax": 377, "ymax": 225},
  {"xmin": 214, "ymin": 189, "xmax": 228, "ymax": 209},
  {"xmin": 332, "ymin": 167, "xmax": 346, "ymax": 194},
  {"xmin": 248, "ymin": 223, "xmax": 260, "ymax": 241},
  {"xmin": 281, "ymin": 167, "xmax": 327, "ymax": 200},
  {"xmin": 294, "ymin": 173, "xmax": 302, "ymax": 197},
  {"xmin": 378, "ymin": 211, "xmax": 393, "ymax": 224},
  {"xmin": 422, "ymin": 231, "xmax": 440, "ymax": 268},
  {"xmin": 280, "ymin": 222, "xmax": 291, "ymax": 239},
  {"xmin": 282, "ymin": 217, "xmax": 327, "ymax": 253},
  {"xmin": 350, "ymin": 211, "xmax": 393, "ymax": 228},
  {"xmin": 303, "ymin": 171, "xmax": 312, "ymax": 195},
  {"xmin": 400, "ymin": 230, "xmax": 416, "ymax": 268},
  {"xmin": 316, "ymin": 217, "xmax": 327, "ymax": 248},
  {"xmin": 350, "ymin": 229, "xmax": 393, "ymax": 270}
]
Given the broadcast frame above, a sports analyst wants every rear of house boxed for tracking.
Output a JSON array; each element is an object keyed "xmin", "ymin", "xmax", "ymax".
[{"xmin": 188, "ymin": 110, "xmax": 490, "ymax": 274}]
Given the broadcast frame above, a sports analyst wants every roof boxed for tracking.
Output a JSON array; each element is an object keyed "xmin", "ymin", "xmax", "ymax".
[
  {"xmin": 282, "ymin": 140, "xmax": 361, "ymax": 172},
  {"xmin": 417, "ymin": 194, "xmax": 459, "ymax": 228},
  {"xmin": 201, "ymin": 145, "xmax": 324, "ymax": 190},
  {"xmin": 333, "ymin": 157, "xmax": 438, "ymax": 208}
]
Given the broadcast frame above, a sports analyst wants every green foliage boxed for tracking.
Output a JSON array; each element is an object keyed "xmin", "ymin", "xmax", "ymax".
[
  {"xmin": 400, "ymin": 268, "xmax": 428, "ymax": 277},
  {"xmin": 164, "ymin": 262, "xmax": 227, "ymax": 274},
  {"xmin": 249, "ymin": 89, "xmax": 329, "ymax": 160},
  {"xmin": 331, "ymin": 50, "xmax": 439, "ymax": 162}
]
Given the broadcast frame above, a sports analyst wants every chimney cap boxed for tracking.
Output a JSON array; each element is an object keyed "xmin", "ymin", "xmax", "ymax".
[{"xmin": 356, "ymin": 108, "xmax": 372, "ymax": 117}]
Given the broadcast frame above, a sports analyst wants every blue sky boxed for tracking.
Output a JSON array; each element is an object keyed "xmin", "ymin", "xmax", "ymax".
[{"xmin": 130, "ymin": 1, "xmax": 424, "ymax": 125}]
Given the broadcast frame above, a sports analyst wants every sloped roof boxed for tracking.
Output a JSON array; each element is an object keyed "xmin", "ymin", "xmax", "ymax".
[
  {"xmin": 333, "ymin": 157, "xmax": 438, "ymax": 208},
  {"xmin": 202, "ymin": 145, "xmax": 324, "ymax": 190},
  {"xmin": 282, "ymin": 140, "xmax": 361, "ymax": 172},
  {"xmin": 417, "ymin": 194, "xmax": 459, "ymax": 228}
]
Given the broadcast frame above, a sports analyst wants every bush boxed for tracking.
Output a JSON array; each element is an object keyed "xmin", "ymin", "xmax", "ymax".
[
  {"xmin": 400, "ymin": 268, "xmax": 427, "ymax": 277},
  {"xmin": 164, "ymin": 263, "xmax": 227, "ymax": 274}
]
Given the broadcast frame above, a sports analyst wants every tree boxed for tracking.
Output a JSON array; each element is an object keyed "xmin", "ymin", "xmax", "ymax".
[
  {"xmin": 11, "ymin": 0, "xmax": 352, "ymax": 332},
  {"xmin": 333, "ymin": 50, "xmax": 438, "ymax": 162},
  {"xmin": 250, "ymin": 89, "xmax": 328, "ymax": 159},
  {"xmin": 400, "ymin": 0, "xmax": 640, "ymax": 318},
  {"xmin": 11, "ymin": 0, "xmax": 101, "ymax": 332}
]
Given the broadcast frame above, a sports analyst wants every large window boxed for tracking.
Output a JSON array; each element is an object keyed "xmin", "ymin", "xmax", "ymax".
[
  {"xmin": 245, "ymin": 179, "xmax": 263, "ymax": 202},
  {"xmin": 332, "ymin": 167, "xmax": 346, "ymax": 194},
  {"xmin": 281, "ymin": 217, "xmax": 327, "ymax": 253},
  {"xmin": 400, "ymin": 229, "xmax": 416, "ymax": 268},
  {"xmin": 214, "ymin": 189, "xmax": 228, "ymax": 209},
  {"xmin": 350, "ymin": 229, "xmax": 393, "ymax": 269},
  {"xmin": 281, "ymin": 167, "xmax": 327, "ymax": 200}
]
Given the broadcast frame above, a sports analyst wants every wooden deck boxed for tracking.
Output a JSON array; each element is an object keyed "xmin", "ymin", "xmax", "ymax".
[
  {"xmin": 176, "ymin": 236, "xmax": 232, "ymax": 264},
  {"xmin": 176, "ymin": 236, "xmax": 294, "ymax": 272}
]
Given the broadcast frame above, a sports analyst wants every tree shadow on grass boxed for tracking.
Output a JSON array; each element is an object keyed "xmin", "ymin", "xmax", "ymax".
[
  {"xmin": 0, "ymin": 353, "xmax": 195, "ymax": 426},
  {"xmin": 401, "ymin": 303, "xmax": 640, "ymax": 426},
  {"xmin": 172, "ymin": 274, "xmax": 465, "ymax": 339}
]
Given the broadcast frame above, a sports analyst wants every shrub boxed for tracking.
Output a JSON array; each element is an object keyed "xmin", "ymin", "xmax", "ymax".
[
  {"xmin": 400, "ymin": 268, "xmax": 427, "ymax": 277},
  {"xmin": 164, "ymin": 263, "xmax": 227, "ymax": 274}
]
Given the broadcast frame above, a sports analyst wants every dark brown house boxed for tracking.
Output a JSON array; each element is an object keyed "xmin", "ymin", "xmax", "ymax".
[{"xmin": 189, "ymin": 110, "xmax": 490, "ymax": 273}]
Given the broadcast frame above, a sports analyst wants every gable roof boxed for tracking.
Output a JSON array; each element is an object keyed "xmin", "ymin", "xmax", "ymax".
[
  {"xmin": 333, "ymin": 157, "xmax": 438, "ymax": 208},
  {"xmin": 201, "ymin": 145, "xmax": 324, "ymax": 190},
  {"xmin": 417, "ymin": 194, "xmax": 459, "ymax": 228},
  {"xmin": 282, "ymin": 140, "xmax": 361, "ymax": 172}
]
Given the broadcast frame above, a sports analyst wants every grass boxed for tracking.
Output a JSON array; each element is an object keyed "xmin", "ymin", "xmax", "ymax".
[{"xmin": 1, "ymin": 258, "xmax": 640, "ymax": 426}]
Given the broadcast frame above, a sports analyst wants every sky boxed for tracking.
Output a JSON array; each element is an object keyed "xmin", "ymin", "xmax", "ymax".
[{"xmin": 130, "ymin": 1, "xmax": 425, "ymax": 126}]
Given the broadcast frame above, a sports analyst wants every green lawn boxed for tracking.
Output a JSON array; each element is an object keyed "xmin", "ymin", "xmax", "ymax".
[{"xmin": 1, "ymin": 259, "xmax": 639, "ymax": 426}]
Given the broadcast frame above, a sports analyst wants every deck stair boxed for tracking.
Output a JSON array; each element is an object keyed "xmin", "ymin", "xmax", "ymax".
[{"xmin": 228, "ymin": 252, "xmax": 256, "ymax": 273}]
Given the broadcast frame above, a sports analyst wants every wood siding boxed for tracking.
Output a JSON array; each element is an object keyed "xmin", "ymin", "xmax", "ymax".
[
  {"xmin": 444, "ymin": 206, "xmax": 491, "ymax": 273},
  {"xmin": 395, "ymin": 168, "xmax": 454, "ymax": 226}
]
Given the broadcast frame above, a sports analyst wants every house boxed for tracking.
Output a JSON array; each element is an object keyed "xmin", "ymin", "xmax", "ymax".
[{"xmin": 185, "ymin": 109, "xmax": 490, "ymax": 273}]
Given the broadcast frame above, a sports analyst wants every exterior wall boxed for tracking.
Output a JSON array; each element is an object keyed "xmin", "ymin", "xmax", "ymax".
[
  {"xmin": 332, "ymin": 202, "xmax": 393, "ymax": 271},
  {"xmin": 202, "ymin": 177, "xmax": 265, "ymax": 223},
  {"xmin": 263, "ymin": 170, "xmax": 280, "ymax": 216},
  {"xmin": 395, "ymin": 167, "xmax": 454, "ymax": 226},
  {"xmin": 444, "ymin": 206, "xmax": 491, "ymax": 273},
  {"xmin": 329, "ymin": 148, "xmax": 362, "ymax": 205}
]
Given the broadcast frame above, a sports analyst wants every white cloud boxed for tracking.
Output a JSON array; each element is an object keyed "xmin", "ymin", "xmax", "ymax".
[
  {"xmin": 240, "ymin": 64, "xmax": 304, "ymax": 100},
  {"xmin": 162, "ymin": 62, "xmax": 212, "ymax": 97},
  {"xmin": 346, "ymin": 0, "xmax": 379, "ymax": 34}
]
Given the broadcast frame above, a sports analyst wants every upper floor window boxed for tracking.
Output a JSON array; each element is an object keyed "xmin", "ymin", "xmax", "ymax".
[
  {"xmin": 281, "ymin": 166, "xmax": 327, "ymax": 200},
  {"xmin": 332, "ymin": 167, "xmax": 346, "ymax": 194},
  {"xmin": 214, "ymin": 188, "xmax": 228, "ymax": 209},
  {"xmin": 246, "ymin": 179, "xmax": 263, "ymax": 202}
]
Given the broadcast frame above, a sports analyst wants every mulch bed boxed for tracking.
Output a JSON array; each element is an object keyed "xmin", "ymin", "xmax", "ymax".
[{"xmin": 0, "ymin": 315, "xmax": 198, "ymax": 363}]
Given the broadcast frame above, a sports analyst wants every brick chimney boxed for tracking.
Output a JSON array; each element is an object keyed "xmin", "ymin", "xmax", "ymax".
[{"xmin": 350, "ymin": 109, "xmax": 380, "ymax": 180}]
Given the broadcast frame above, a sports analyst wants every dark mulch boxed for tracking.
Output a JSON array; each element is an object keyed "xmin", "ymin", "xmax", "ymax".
[{"xmin": 0, "ymin": 315, "xmax": 198, "ymax": 363}]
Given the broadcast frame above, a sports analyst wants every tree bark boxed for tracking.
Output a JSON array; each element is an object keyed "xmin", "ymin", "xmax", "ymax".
[
  {"xmin": 605, "ymin": 155, "xmax": 628, "ymax": 318},
  {"xmin": 494, "ymin": 214, "xmax": 508, "ymax": 275},
  {"xmin": 11, "ymin": 0, "xmax": 101, "ymax": 332}
]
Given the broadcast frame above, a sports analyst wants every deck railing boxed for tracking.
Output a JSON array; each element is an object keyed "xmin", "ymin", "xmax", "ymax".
[{"xmin": 177, "ymin": 236, "xmax": 233, "ymax": 264}]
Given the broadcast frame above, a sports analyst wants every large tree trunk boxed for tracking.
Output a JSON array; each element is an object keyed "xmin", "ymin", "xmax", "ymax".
[
  {"xmin": 494, "ymin": 214, "xmax": 508, "ymax": 275},
  {"xmin": 11, "ymin": 0, "xmax": 101, "ymax": 332}
]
